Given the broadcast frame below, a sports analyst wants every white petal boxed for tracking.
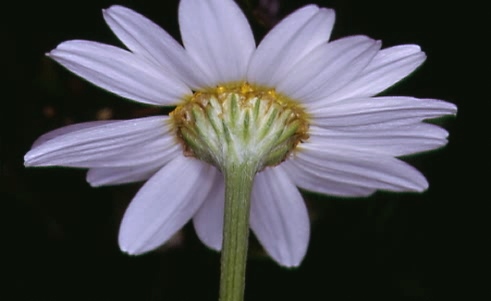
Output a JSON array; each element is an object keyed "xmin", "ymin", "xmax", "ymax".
[
  {"xmin": 25, "ymin": 116, "xmax": 177, "ymax": 168},
  {"xmin": 86, "ymin": 136, "xmax": 182, "ymax": 185},
  {"xmin": 250, "ymin": 166, "xmax": 310, "ymax": 267},
  {"xmin": 290, "ymin": 144, "xmax": 429, "ymax": 192},
  {"xmin": 87, "ymin": 160, "xmax": 174, "ymax": 187},
  {"xmin": 302, "ymin": 40, "xmax": 380, "ymax": 102},
  {"xmin": 311, "ymin": 96, "xmax": 457, "ymax": 129},
  {"xmin": 103, "ymin": 5, "xmax": 211, "ymax": 89},
  {"xmin": 192, "ymin": 170, "xmax": 225, "ymax": 251},
  {"xmin": 119, "ymin": 156, "xmax": 215, "ymax": 254},
  {"xmin": 31, "ymin": 120, "xmax": 115, "ymax": 148},
  {"xmin": 48, "ymin": 40, "xmax": 190, "ymax": 106},
  {"xmin": 179, "ymin": 0, "xmax": 255, "ymax": 84},
  {"xmin": 276, "ymin": 35, "xmax": 370, "ymax": 97},
  {"xmin": 321, "ymin": 45, "xmax": 426, "ymax": 103},
  {"xmin": 248, "ymin": 6, "xmax": 336, "ymax": 87},
  {"xmin": 308, "ymin": 123, "xmax": 450, "ymax": 156},
  {"xmin": 277, "ymin": 36, "xmax": 380, "ymax": 102},
  {"xmin": 283, "ymin": 159, "xmax": 376, "ymax": 197}
]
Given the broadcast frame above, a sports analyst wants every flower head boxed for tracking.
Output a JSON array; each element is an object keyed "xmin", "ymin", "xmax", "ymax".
[{"xmin": 25, "ymin": 0, "xmax": 456, "ymax": 267}]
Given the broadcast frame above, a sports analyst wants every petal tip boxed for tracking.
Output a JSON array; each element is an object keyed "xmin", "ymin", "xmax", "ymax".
[
  {"xmin": 300, "ymin": 4, "xmax": 320, "ymax": 12},
  {"xmin": 448, "ymin": 103, "xmax": 458, "ymax": 115},
  {"xmin": 86, "ymin": 177, "xmax": 102, "ymax": 188},
  {"xmin": 318, "ymin": 7, "xmax": 335, "ymax": 17},
  {"xmin": 412, "ymin": 174, "xmax": 429, "ymax": 192},
  {"xmin": 105, "ymin": 4, "xmax": 124, "ymax": 12},
  {"xmin": 47, "ymin": 40, "xmax": 73, "ymax": 55},
  {"xmin": 118, "ymin": 231, "xmax": 143, "ymax": 255},
  {"xmin": 278, "ymin": 256, "xmax": 305, "ymax": 268},
  {"xmin": 118, "ymin": 244, "xmax": 139, "ymax": 256},
  {"xmin": 23, "ymin": 151, "xmax": 38, "ymax": 167},
  {"xmin": 206, "ymin": 243, "xmax": 221, "ymax": 252}
]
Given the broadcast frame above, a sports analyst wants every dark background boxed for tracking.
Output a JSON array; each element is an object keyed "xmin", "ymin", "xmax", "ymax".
[{"xmin": 1, "ymin": 0, "xmax": 487, "ymax": 300}]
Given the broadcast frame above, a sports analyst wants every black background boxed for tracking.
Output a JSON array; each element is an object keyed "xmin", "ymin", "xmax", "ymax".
[{"xmin": 1, "ymin": 0, "xmax": 487, "ymax": 300}]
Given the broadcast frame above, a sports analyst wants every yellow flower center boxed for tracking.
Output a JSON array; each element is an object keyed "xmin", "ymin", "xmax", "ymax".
[{"xmin": 170, "ymin": 82, "xmax": 310, "ymax": 171}]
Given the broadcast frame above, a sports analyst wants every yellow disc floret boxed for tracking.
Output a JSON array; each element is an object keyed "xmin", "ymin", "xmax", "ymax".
[{"xmin": 170, "ymin": 83, "xmax": 310, "ymax": 171}]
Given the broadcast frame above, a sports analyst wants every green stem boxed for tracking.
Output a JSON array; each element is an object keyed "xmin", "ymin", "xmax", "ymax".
[{"xmin": 219, "ymin": 162, "xmax": 257, "ymax": 301}]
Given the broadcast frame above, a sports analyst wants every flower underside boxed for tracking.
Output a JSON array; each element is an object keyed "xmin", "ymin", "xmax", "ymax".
[{"xmin": 171, "ymin": 82, "xmax": 310, "ymax": 171}]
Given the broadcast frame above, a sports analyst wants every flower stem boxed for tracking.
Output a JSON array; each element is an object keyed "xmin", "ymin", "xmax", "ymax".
[{"xmin": 219, "ymin": 162, "xmax": 257, "ymax": 301}]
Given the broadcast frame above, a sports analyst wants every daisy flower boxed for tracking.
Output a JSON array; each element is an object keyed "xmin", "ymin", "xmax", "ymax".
[{"xmin": 25, "ymin": 0, "xmax": 456, "ymax": 269}]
